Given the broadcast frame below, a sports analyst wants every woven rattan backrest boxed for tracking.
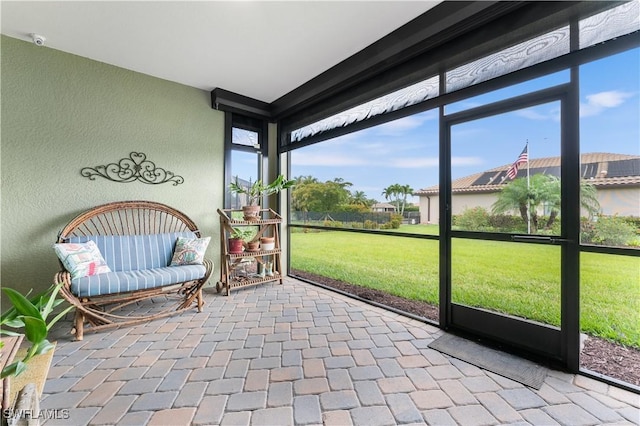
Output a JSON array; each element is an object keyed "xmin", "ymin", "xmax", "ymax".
[{"xmin": 57, "ymin": 201, "xmax": 200, "ymax": 242}]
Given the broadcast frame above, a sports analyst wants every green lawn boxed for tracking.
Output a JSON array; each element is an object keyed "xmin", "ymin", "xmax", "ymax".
[{"xmin": 290, "ymin": 227, "xmax": 640, "ymax": 348}]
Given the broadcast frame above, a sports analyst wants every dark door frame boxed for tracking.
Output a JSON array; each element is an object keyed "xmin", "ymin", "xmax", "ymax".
[{"xmin": 438, "ymin": 83, "xmax": 580, "ymax": 368}]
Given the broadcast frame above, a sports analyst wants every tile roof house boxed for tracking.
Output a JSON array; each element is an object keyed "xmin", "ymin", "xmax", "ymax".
[
  {"xmin": 415, "ymin": 153, "xmax": 640, "ymax": 224},
  {"xmin": 371, "ymin": 202, "xmax": 396, "ymax": 212}
]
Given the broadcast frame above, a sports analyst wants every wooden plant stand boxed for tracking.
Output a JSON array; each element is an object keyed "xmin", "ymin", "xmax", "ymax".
[{"xmin": 216, "ymin": 209, "xmax": 283, "ymax": 295}]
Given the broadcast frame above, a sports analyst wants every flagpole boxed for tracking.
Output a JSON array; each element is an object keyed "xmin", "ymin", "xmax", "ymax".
[{"xmin": 526, "ymin": 139, "xmax": 531, "ymax": 234}]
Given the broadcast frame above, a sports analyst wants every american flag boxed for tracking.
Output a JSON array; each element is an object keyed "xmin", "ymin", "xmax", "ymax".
[{"xmin": 506, "ymin": 145, "xmax": 528, "ymax": 180}]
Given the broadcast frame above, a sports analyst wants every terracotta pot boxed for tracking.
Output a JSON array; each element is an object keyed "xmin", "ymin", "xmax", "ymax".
[
  {"xmin": 245, "ymin": 241, "xmax": 260, "ymax": 251},
  {"xmin": 260, "ymin": 236, "xmax": 275, "ymax": 251},
  {"xmin": 228, "ymin": 238, "xmax": 244, "ymax": 254},
  {"xmin": 242, "ymin": 205, "xmax": 260, "ymax": 222}
]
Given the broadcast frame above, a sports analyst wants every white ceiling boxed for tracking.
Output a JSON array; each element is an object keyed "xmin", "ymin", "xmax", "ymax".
[{"xmin": 1, "ymin": 1, "xmax": 439, "ymax": 103}]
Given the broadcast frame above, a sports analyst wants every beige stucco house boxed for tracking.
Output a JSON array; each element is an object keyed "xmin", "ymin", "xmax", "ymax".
[{"xmin": 416, "ymin": 153, "xmax": 640, "ymax": 224}]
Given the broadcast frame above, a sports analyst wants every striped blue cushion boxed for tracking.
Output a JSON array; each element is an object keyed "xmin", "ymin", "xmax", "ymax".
[
  {"xmin": 67, "ymin": 232, "xmax": 196, "ymax": 272},
  {"xmin": 70, "ymin": 264, "xmax": 207, "ymax": 297}
]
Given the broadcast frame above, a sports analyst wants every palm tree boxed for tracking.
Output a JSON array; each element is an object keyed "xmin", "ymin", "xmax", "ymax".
[
  {"xmin": 398, "ymin": 184, "xmax": 414, "ymax": 216},
  {"xmin": 492, "ymin": 175, "xmax": 601, "ymax": 232},
  {"xmin": 350, "ymin": 191, "xmax": 371, "ymax": 207}
]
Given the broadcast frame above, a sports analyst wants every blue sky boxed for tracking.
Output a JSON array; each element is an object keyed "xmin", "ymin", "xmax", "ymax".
[{"xmin": 289, "ymin": 48, "xmax": 639, "ymax": 204}]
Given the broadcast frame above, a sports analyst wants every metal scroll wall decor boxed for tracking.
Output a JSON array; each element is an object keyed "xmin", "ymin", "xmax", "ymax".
[{"xmin": 81, "ymin": 152, "xmax": 184, "ymax": 186}]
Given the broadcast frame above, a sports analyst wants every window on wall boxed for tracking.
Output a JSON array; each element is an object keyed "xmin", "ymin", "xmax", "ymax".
[
  {"xmin": 290, "ymin": 109, "xmax": 438, "ymax": 233},
  {"xmin": 579, "ymin": 48, "xmax": 640, "ymax": 248},
  {"xmin": 578, "ymin": 47, "xmax": 640, "ymax": 386},
  {"xmin": 289, "ymin": 110, "xmax": 441, "ymax": 322},
  {"xmin": 225, "ymin": 114, "xmax": 265, "ymax": 209}
]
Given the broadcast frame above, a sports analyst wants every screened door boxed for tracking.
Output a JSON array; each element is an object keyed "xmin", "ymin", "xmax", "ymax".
[{"xmin": 441, "ymin": 87, "xmax": 579, "ymax": 363}]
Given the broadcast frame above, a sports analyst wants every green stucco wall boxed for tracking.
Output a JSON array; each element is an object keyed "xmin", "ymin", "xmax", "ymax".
[{"xmin": 1, "ymin": 35, "xmax": 224, "ymax": 297}]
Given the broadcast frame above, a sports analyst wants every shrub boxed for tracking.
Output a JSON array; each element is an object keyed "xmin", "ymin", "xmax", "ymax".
[
  {"xmin": 455, "ymin": 207, "xmax": 490, "ymax": 231},
  {"xmin": 488, "ymin": 214, "xmax": 525, "ymax": 232},
  {"xmin": 323, "ymin": 220, "xmax": 344, "ymax": 228},
  {"xmin": 363, "ymin": 220, "xmax": 378, "ymax": 229},
  {"xmin": 591, "ymin": 215, "xmax": 637, "ymax": 247}
]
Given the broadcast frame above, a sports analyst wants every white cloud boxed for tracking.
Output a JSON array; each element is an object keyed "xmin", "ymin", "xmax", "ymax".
[{"xmin": 580, "ymin": 90, "xmax": 634, "ymax": 117}]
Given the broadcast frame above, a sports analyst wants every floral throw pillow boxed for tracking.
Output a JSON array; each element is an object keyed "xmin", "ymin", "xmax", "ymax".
[
  {"xmin": 170, "ymin": 236, "xmax": 210, "ymax": 266},
  {"xmin": 53, "ymin": 240, "xmax": 112, "ymax": 279}
]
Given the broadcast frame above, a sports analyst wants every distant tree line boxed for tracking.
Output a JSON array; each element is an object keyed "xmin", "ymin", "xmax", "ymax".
[{"xmin": 291, "ymin": 176, "xmax": 415, "ymax": 214}]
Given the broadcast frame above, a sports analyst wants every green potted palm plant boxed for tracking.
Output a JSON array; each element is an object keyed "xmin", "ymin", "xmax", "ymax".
[
  {"xmin": 1, "ymin": 282, "xmax": 73, "ymax": 414},
  {"xmin": 1, "ymin": 282, "xmax": 72, "ymax": 379},
  {"xmin": 229, "ymin": 174, "xmax": 295, "ymax": 221}
]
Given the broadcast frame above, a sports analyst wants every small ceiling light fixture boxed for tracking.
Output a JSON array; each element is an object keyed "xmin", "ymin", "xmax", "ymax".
[{"xmin": 30, "ymin": 33, "xmax": 46, "ymax": 46}]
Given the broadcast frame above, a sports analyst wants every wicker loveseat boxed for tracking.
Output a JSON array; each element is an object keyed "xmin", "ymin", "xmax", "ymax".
[{"xmin": 54, "ymin": 201, "xmax": 213, "ymax": 340}]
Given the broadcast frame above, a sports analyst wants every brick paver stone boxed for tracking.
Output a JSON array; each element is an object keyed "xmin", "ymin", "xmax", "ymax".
[
  {"xmin": 354, "ymin": 381, "xmax": 386, "ymax": 406},
  {"xmin": 86, "ymin": 395, "xmax": 133, "ymax": 425},
  {"xmin": 377, "ymin": 377, "xmax": 416, "ymax": 394},
  {"xmin": 294, "ymin": 378, "xmax": 330, "ymax": 395},
  {"xmin": 409, "ymin": 390, "xmax": 454, "ymax": 410},
  {"xmin": 219, "ymin": 411, "xmax": 251, "ymax": 426},
  {"xmin": 303, "ymin": 358, "xmax": 326, "ymax": 378},
  {"xmin": 349, "ymin": 406, "xmax": 396, "ymax": 426},
  {"xmin": 173, "ymin": 382, "xmax": 207, "ymax": 408},
  {"xmin": 498, "ymin": 388, "xmax": 546, "ymax": 410},
  {"xmin": 245, "ymin": 369, "xmax": 270, "ymax": 391},
  {"xmin": 293, "ymin": 395, "xmax": 322, "ymax": 425},
  {"xmin": 147, "ymin": 407, "xmax": 195, "ymax": 426},
  {"xmin": 252, "ymin": 407, "xmax": 294, "ymax": 426},
  {"xmin": 440, "ymin": 379, "xmax": 478, "ymax": 405},
  {"xmin": 130, "ymin": 391, "xmax": 178, "ymax": 412},
  {"xmin": 349, "ymin": 365, "xmax": 384, "ymax": 381},
  {"xmin": 268, "ymin": 382, "xmax": 293, "ymax": 407},
  {"xmin": 544, "ymin": 403, "xmax": 602, "ymax": 426},
  {"xmin": 319, "ymin": 390, "xmax": 359, "ymax": 410},
  {"xmin": 192, "ymin": 395, "xmax": 227, "ymax": 425},
  {"xmin": 475, "ymin": 392, "xmax": 523, "ymax": 423},
  {"xmin": 448, "ymin": 405, "xmax": 499, "ymax": 426},
  {"xmin": 322, "ymin": 410, "xmax": 353, "ymax": 426},
  {"xmin": 385, "ymin": 393, "xmax": 423, "ymax": 424},
  {"xmin": 226, "ymin": 391, "xmax": 267, "ymax": 411},
  {"xmin": 327, "ymin": 369, "xmax": 353, "ymax": 390},
  {"xmin": 271, "ymin": 366, "xmax": 303, "ymax": 382},
  {"xmin": 206, "ymin": 378, "xmax": 244, "ymax": 395},
  {"xmin": 422, "ymin": 408, "xmax": 457, "ymax": 426}
]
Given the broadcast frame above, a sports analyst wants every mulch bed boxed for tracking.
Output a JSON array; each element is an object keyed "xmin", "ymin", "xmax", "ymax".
[{"xmin": 291, "ymin": 269, "xmax": 640, "ymax": 387}]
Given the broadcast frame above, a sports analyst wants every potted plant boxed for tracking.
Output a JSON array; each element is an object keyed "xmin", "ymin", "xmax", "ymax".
[
  {"xmin": 259, "ymin": 235, "xmax": 275, "ymax": 251},
  {"xmin": 228, "ymin": 227, "xmax": 253, "ymax": 254},
  {"xmin": 1, "ymin": 282, "xmax": 72, "ymax": 379},
  {"xmin": 229, "ymin": 174, "xmax": 295, "ymax": 221}
]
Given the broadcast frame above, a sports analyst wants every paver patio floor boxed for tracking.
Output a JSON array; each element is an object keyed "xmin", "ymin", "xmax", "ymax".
[{"xmin": 38, "ymin": 277, "xmax": 639, "ymax": 425}]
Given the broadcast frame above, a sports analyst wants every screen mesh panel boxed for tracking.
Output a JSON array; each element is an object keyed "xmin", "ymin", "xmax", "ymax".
[
  {"xmin": 291, "ymin": 76, "xmax": 439, "ymax": 142},
  {"xmin": 446, "ymin": 26, "xmax": 570, "ymax": 93},
  {"xmin": 579, "ymin": 2, "xmax": 640, "ymax": 49}
]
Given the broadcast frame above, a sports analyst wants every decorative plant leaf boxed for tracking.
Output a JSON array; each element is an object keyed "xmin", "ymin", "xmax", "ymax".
[
  {"xmin": 1, "ymin": 360, "xmax": 27, "ymax": 379},
  {"xmin": 0, "ymin": 328, "xmax": 22, "ymax": 337},
  {"xmin": 1, "ymin": 317, "xmax": 26, "ymax": 329},
  {"xmin": 2, "ymin": 288, "xmax": 43, "ymax": 320},
  {"xmin": 22, "ymin": 316, "xmax": 47, "ymax": 344},
  {"xmin": 33, "ymin": 339, "xmax": 55, "ymax": 356}
]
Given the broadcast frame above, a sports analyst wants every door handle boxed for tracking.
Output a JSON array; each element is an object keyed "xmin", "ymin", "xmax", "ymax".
[{"xmin": 511, "ymin": 235, "xmax": 573, "ymax": 244}]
